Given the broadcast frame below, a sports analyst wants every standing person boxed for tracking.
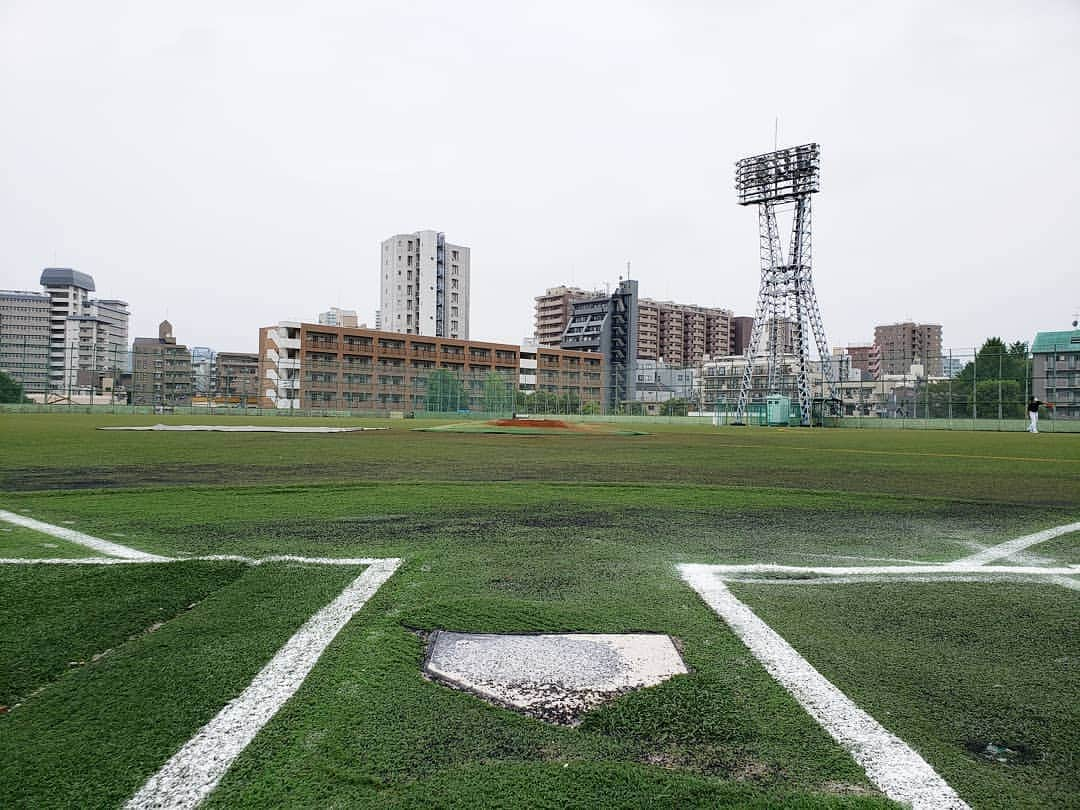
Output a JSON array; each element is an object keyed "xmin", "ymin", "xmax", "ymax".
[{"xmin": 1027, "ymin": 396, "xmax": 1042, "ymax": 433}]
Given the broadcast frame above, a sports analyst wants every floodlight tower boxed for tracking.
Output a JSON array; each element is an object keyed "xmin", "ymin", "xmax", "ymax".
[{"xmin": 733, "ymin": 143, "xmax": 837, "ymax": 425}]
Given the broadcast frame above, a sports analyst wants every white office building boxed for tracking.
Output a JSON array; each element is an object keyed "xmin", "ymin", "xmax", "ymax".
[{"xmin": 380, "ymin": 231, "xmax": 470, "ymax": 340}]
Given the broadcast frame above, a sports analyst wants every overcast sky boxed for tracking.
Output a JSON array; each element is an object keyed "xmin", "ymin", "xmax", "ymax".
[{"xmin": 2, "ymin": 1, "xmax": 1078, "ymax": 354}]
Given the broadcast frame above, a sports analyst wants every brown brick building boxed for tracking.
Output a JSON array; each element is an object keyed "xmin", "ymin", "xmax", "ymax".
[
  {"xmin": 874, "ymin": 322, "xmax": 943, "ymax": 376},
  {"xmin": 258, "ymin": 322, "xmax": 602, "ymax": 412}
]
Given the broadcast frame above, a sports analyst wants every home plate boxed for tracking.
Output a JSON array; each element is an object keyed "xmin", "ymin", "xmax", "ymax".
[{"xmin": 423, "ymin": 631, "xmax": 687, "ymax": 725}]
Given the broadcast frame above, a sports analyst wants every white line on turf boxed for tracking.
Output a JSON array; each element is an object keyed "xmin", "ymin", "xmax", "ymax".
[
  {"xmin": 125, "ymin": 557, "xmax": 401, "ymax": 810},
  {"xmin": 0, "ymin": 509, "xmax": 170, "ymax": 561},
  {"xmin": 696, "ymin": 563, "xmax": 1079, "ymax": 577},
  {"xmin": 953, "ymin": 521, "xmax": 1080, "ymax": 567},
  {"xmin": 679, "ymin": 564, "xmax": 970, "ymax": 810}
]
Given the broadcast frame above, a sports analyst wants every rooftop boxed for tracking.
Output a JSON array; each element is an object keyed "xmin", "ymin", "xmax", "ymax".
[
  {"xmin": 40, "ymin": 267, "xmax": 96, "ymax": 291},
  {"xmin": 1032, "ymin": 330, "xmax": 1080, "ymax": 354}
]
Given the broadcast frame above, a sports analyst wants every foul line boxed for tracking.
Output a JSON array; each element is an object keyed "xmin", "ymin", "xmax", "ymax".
[
  {"xmin": 953, "ymin": 522, "xmax": 1080, "ymax": 567},
  {"xmin": 125, "ymin": 557, "xmax": 401, "ymax": 810},
  {"xmin": 680, "ymin": 565, "xmax": 969, "ymax": 810},
  {"xmin": 0, "ymin": 509, "xmax": 170, "ymax": 561}
]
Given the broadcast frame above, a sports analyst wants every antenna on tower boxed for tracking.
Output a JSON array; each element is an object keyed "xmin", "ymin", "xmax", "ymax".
[
  {"xmin": 626, "ymin": 260, "xmax": 631, "ymax": 280},
  {"xmin": 774, "ymin": 117, "xmax": 779, "ymax": 150}
]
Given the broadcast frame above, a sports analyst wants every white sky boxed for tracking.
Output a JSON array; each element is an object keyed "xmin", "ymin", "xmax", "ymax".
[{"xmin": 2, "ymin": 0, "xmax": 1078, "ymax": 354}]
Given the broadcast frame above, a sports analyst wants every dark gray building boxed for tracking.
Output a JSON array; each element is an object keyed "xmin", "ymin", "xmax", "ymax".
[
  {"xmin": 132, "ymin": 320, "xmax": 192, "ymax": 407},
  {"xmin": 561, "ymin": 278, "xmax": 638, "ymax": 410}
]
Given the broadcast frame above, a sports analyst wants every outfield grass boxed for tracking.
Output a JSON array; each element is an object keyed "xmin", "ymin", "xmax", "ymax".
[
  {"xmin": 2, "ymin": 413, "xmax": 1078, "ymax": 505},
  {"xmin": 0, "ymin": 413, "xmax": 1077, "ymax": 808}
]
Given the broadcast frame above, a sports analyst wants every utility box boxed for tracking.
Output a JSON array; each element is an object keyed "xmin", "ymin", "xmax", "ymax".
[{"xmin": 766, "ymin": 395, "xmax": 791, "ymax": 426}]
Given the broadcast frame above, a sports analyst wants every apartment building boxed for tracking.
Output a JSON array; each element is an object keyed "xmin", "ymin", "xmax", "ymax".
[
  {"xmin": 318, "ymin": 307, "xmax": 359, "ymax": 328},
  {"xmin": 637, "ymin": 300, "xmax": 732, "ymax": 363},
  {"xmin": 731, "ymin": 316, "xmax": 754, "ymax": 356},
  {"xmin": 380, "ymin": 231, "xmax": 470, "ymax": 339},
  {"xmin": 844, "ymin": 344, "xmax": 882, "ymax": 379},
  {"xmin": 1032, "ymin": 329, "xmax": 1080, "ymax": 420},
  {"xmin": 534, "ymin": 285, "xmax": 732, "ymax": 363},
  {"xmin": 258, "ymin": 322, "xmax": 602, "ymax": 412},
  {"xmin": 561, "ymin": 279, "xmax": 638, "ymax": 409},
  {"xmin": 132, "ymin": 320, "xmax": 193, "ymax": 406},
  {"xmin": 0, "ymin": 268, "xmax": 129, "ymax": 395},
  {"xmin": 215, "ymin": 352, "xmax": 259, "ymax": 403},
  {"xmin": 518, "ymin": 341, "xmax": 604, "ymax": 405},
  {"xmin": 874, "ymin": 322, "xmax": 943, "ymax": 376},
  {"xmin": 0, "ymin": 289, "xmax": 51, "ymax": 392},
  {"xmin": 534, "ymin": 286, "xmax": 604, "ymax": 347}
]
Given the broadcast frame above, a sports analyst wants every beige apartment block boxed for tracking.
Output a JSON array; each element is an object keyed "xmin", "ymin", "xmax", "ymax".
[
  {"xmin": 874, "ymin": 322, "xmax": 943, "ymax": 376},
  {"xmin": 380, "ymin": 231, "xmax": 470, "ymax": 339}
]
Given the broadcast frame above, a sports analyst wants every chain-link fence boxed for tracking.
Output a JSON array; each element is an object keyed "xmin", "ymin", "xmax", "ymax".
[{"xmin": 1, "ymin": 340, "xmax": 1078, "ymax": 430}]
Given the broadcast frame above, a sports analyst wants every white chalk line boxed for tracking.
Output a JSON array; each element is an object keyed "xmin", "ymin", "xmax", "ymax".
[
  {"xmin": 0, "ymin": 510, "xmax": 403, "ymax": 808},
  {"xmin": 699, "ymin": 562, "xmax": 1079, "ymax": 578},
  {"xmin": 679, "ymin": 564, "xmax": 970, "ymax": 810},
  {"xmin": 0, "ymin": 555, "xmax": 386, "ymax": 566},
  {"xmin": 125, "ymin": 557, "xmax": 401, "ymax": 810},
  {"xmin": 720, "ymin": 574, "xmax": 1080, "ymax": 587},
  {"xmin": 677, "ymin": 519, "xmax": 1080, "ymax": 808},
  {"xmin": 954, "ymin": 521, "xmax": 1080, "ymax": 567},
  {"xmin": 0, "ymin": 509, "xmax": 170, "ymax": 561}
]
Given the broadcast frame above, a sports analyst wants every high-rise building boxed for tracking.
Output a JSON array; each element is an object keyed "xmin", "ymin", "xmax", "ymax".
[
  {"xmin": 0, "ymin": 289, "xmax": 51, "ymax": 392},
  {"xmin": 380, "ymin": 231, "xmax": 470, "ymax": 339},
  {"xmin": 318, "ymin": 307, "xmax": 359, "ymax": 328},
  {"xmin": 132, "ymin": 320, "xmax": 193, "ymax": 406},
  {"xmin": 534, "ymin": 286, "xmax": 603, "ymax": 348},
  {"xmin": 0, "ymin": 268, "xmax": 129, "ymax": 396},
  {"xmin": 561, "ymin": 279, "xmax": 638, "ymax": 409},
  {"xmin": 638, "ymin": 299, "xmax": 732, "ymax": 364},
  {"xmin": 731, "ymin": 316, "xmax": 755, "ymax": 356},
  {"xmin": 874, "ymin": 322, "xmax": 943, "ymax": 376},
  {"xmin": 843, "ymin": 344, "xmax": 881, "ymax": 379},
  {"xmin": 534, "ymin": 285, "xmax": 732, "ymax": 364}
]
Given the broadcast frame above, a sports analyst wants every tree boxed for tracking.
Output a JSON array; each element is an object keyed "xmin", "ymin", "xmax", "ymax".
[
  {"xmin": 581, "ymin": 400, "xmax": 601, "ymax": 415},
  {"xmin": 557, "ymin": 390, "xmax": 581, "ymax": 415},
  {"xmin": 0, "ymin": 370, "xmax": 28, "ymax": 404},
  {"xmin": 424, "ymin": 369, "xmax": 467, "ymax": 412},
  {"xmin": 482, "ymin": 372, "xmax": 513, "ymax": 414},
  {"xmin": 660, "ymin": 397, "xmax": 689, "ymax": 417}
]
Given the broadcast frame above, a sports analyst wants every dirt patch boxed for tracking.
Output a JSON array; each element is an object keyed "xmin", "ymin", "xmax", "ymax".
[{"xmin": 491, "ymin": 418, "xmax": 573, "ymax": 429}]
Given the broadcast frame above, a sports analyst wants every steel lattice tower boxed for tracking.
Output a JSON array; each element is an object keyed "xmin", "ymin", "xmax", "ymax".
[{"xmin": 734, "ymin": 143, "xmax": 837, "ymax": 425}]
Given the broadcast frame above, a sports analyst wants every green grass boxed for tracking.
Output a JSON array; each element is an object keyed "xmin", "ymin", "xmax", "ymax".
[
  {"xmin": 0, "ymin": 524, "xmax": 104, "ymax": 558},
  {"xmin": 1, "ymin": 413, "xmax": 1078, "ymax": 505},
  {"xmin": 0, "ymin": 562, "xmax": 364, "ymax": 809},
  {"xmin": 0, "ymin": 413, "xmax": 1078, "ymax": 807},
  {"xmin": 0, "ymin": 562, "xmax": 244, "ymax": 706},
  {"xmin": 730, "ymin": 582, "xmax": 1080, "ymax": 809},
  {"xmin": 1027, "ymin": 531, "xmax": 1080, "ymax": 566}
]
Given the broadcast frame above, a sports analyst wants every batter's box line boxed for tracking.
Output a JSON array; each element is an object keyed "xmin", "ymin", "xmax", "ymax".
[
  {"xmin": 677, "ymin": 519, "xmax": 1080, "ymax": 810},
  {"xmin": 0, "ymin": 509, "xmax": 402, "ymax": 810}
]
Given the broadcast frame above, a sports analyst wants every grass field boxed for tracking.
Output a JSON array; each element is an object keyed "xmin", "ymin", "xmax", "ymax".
[{"xmin": 0, "ymin": 413, "xmax": 1077, "ymax": 809}]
